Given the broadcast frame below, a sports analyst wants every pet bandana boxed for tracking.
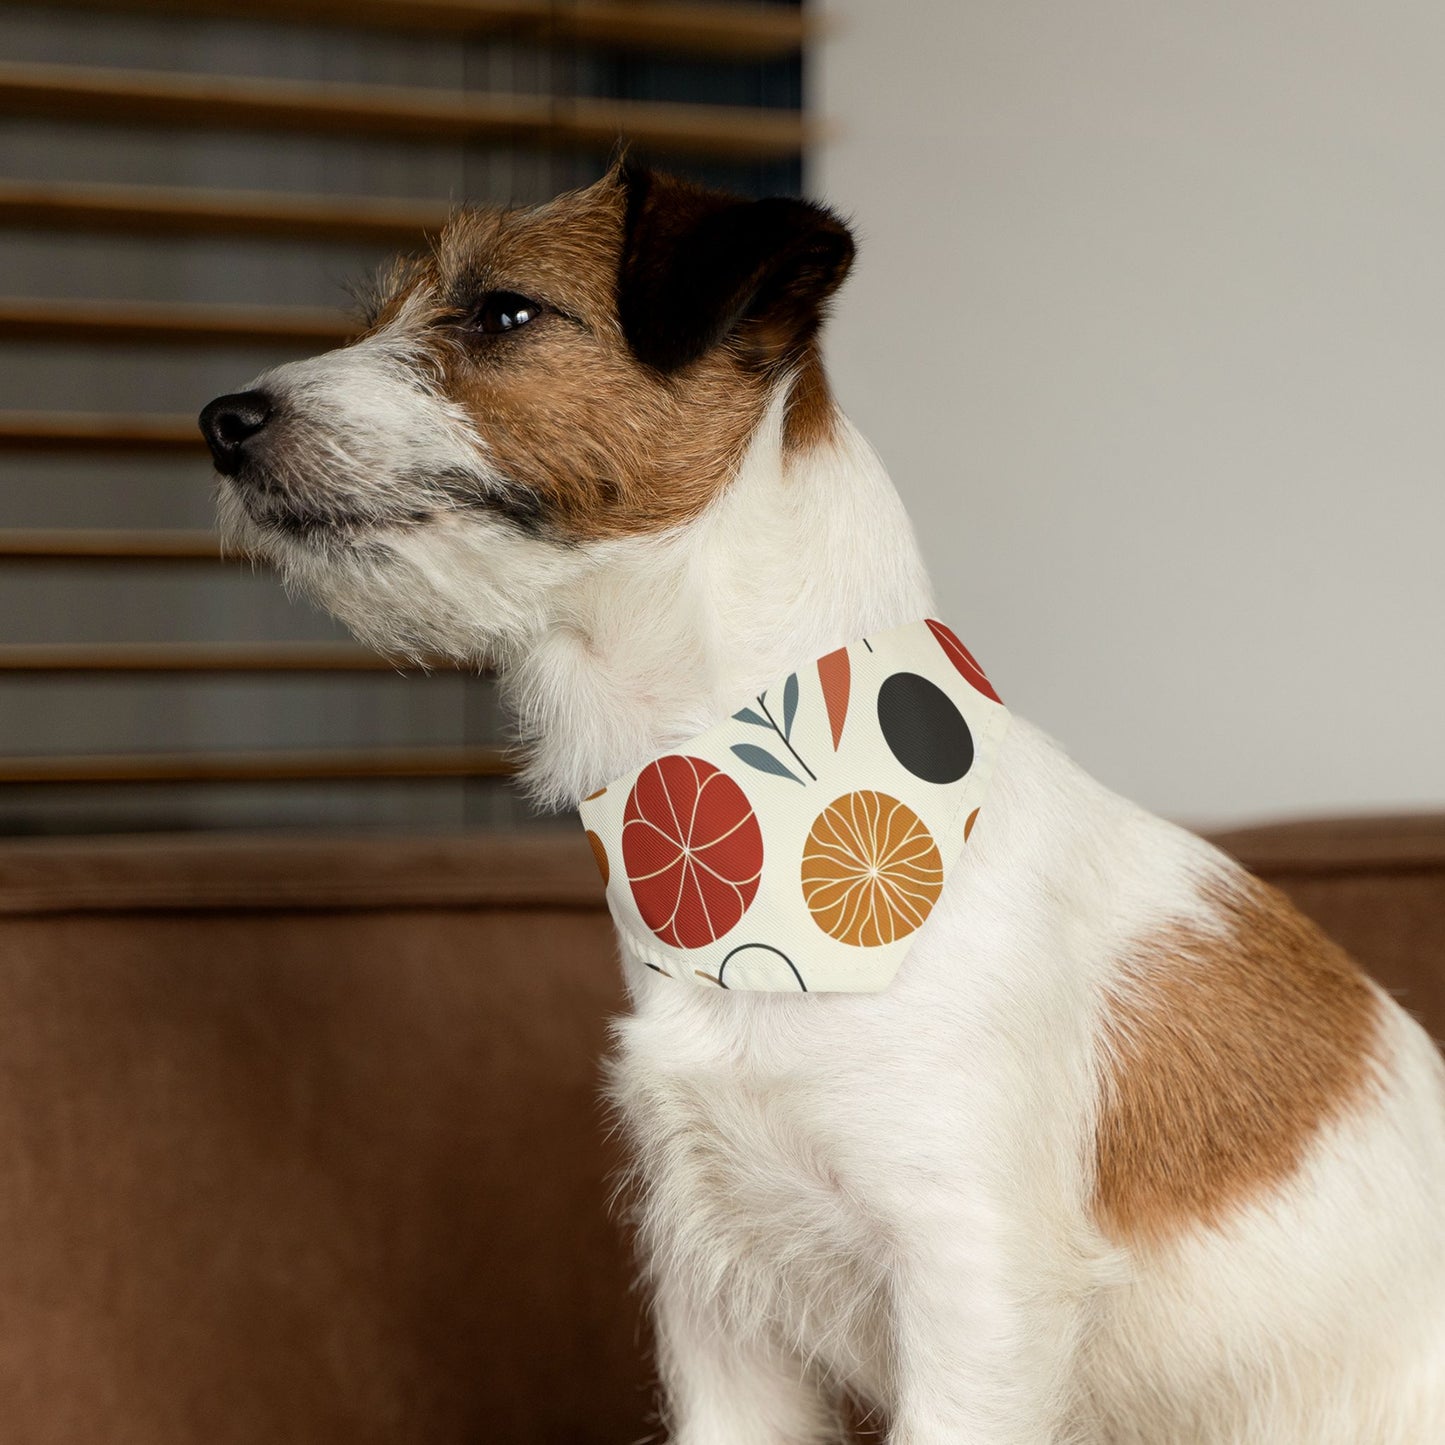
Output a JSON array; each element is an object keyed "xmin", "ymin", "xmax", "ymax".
[{"xmin": 578, "ymin": 620, "xmax": 1009, "ymax": 993}]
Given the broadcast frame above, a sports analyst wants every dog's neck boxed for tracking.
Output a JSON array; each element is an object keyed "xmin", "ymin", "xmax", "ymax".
[{"xmin": 505, "ymin": 389, "xmax": 936, "ymax": 810}]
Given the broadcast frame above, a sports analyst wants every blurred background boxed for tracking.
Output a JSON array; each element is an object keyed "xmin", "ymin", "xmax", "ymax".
[
  {"xmin": 1, "ymin": 0, "xmax": 1440, "ymax": 841},
  {"xmin": 0, "ymin": 5, "xmax": 1442, "ymax": 1443},
  {"xmin": 0, "ymin": 0, "xmax": 801, "ymax": 837},
  {"xmin": 818, "ymin": 0, "xmax": 1445, "ymax": 827},
  {"xmin": 1, "ymin": 0, "xmax": 1440, "ymax": 838}
]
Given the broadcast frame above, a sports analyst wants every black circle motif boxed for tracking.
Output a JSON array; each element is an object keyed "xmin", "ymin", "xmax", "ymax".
[{"xmin": 876, "ymin": 672, "xmax": 974, "ymax": 785}]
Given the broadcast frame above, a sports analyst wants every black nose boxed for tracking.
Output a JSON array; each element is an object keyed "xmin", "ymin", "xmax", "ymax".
[{"xmin": 199, "ymin": 390, "xmax": 273, "ymax": 475}]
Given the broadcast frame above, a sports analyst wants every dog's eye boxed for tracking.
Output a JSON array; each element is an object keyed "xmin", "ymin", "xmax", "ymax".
[{"xmin": 471, "ymin": 291, "xmax": 543, "ymax": 335}]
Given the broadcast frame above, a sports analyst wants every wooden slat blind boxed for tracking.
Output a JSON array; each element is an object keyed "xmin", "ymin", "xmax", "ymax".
[
  {"xmin": 0, "ymin": 745, "xmax": 511, "ymax": 785},
  {"xmin": 0, "ymin": 62, "xmax": 813, "ymax": 163},
  {"xmin": 0, "ymin": 529, "xmax": 221, "ymax": 561},
  {"xmin": 0, "ymin": 413, "xmax": 205, "ymax": 452},
  {"xmin": 0, "ymin": 298, "xmax": 354, "ymax": 348},
  {"xmin": 0, "ymin": 643, "xmax": 419, "ymax": 673},
  {"xmin": 31, "ymin": 0, "xmax": 811, "ymax": 59},
  {"xmin": 0, "ymin": 0, "xmax": 811, "ymax": 813},
  {"xmin": 0, "ymin": 181, "xmax": 448, "ymax": 245}
]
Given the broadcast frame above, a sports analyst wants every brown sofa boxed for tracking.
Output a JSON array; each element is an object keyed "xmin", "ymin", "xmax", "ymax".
[{"xmin": 0, "ymin": 816, "xmax": 1440, "ymax": 1443}]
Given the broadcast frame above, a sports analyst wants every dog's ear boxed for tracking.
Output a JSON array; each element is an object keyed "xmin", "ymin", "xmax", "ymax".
[{"xmin": 616, "ymin": 162, "xmax": 855, "ymax": 374}]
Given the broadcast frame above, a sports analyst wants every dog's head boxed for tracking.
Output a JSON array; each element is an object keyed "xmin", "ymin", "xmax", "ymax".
[{"xmin": 200, "ymin": 163, "xmax": 854, "ymax": 661}]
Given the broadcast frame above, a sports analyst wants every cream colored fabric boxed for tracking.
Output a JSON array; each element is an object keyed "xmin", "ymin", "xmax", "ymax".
[{"xmin": 578, "ymin": 620, "xmax": 1010, "ymax": 992}]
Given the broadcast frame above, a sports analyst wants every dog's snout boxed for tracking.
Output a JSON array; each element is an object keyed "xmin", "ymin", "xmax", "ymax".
[{"xmin": 199, "ymin": 390, "xmax": 274, "ymax": 475}]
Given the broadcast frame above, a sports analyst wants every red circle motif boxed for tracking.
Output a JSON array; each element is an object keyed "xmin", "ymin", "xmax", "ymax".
[
  {"xmin": 622, "ymin": 756, "xmax": 764, "ymax": 949},
  {"xmin": 927, "ymin": 619, "xmax": 1002, "ymax": 704}
]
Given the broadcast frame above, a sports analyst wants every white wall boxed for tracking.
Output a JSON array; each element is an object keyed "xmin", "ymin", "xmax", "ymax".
[{"xmin": 812, "ymin": 0, "xmax": 1445, "ymax": 827}]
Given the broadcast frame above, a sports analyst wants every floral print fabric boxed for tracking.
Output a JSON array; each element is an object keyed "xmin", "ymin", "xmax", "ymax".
[{"xmin": 577, "ymin": 619, "xmax": 1010, "ymax": 993}]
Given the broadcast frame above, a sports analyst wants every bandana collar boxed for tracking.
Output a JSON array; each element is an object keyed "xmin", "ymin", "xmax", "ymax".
[{"xmin": 578, "ymin": 619, "xmax": 1009, "ymax": 993}]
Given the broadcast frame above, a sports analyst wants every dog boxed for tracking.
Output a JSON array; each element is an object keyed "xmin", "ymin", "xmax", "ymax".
[{"xmin": 200, "ymin": 162, "xmax": 1445, "ymax": 1443}]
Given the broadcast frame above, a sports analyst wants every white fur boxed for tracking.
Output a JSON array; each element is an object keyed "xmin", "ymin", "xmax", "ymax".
[{"xmin": 220, "ymin": 344, "xmax": 1445, "ymax": 1443}]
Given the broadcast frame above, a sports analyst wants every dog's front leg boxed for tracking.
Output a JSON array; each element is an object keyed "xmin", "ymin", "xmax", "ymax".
[
  {"xmin": 654, "ymin": 1276, "xmax": 841, "ymax": 1445},
  {"xmin": 885, "ymin": 1207, "xmax": 1091, "ymax": 1445}
]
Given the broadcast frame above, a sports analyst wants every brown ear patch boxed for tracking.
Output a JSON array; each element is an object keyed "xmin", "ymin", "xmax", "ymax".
[
  {"xmin": 372, "ymin": 168, "xmax": 848, "ymax": 545},
  {"xmin": 1093, "ymin": 873, "xmax": 1382, "ymax": 1247},
  {"xmin": 425, "ymin": 178, "xmax": 775, "ymax": 542}
]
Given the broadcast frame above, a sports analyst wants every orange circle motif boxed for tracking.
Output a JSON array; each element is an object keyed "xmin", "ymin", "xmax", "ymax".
[
  {"xmin": 801, "ymin": 791, "xmax": 944, "ymax": 947},
  {"xmin": 585, "ymin": 829, "xmax": 609, "ymax": 886}
]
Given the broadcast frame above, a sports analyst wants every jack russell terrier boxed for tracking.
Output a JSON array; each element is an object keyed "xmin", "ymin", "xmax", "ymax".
[{"xmin": 200, "ymin": 162, "xmax": 1445, "ymax": 1444}]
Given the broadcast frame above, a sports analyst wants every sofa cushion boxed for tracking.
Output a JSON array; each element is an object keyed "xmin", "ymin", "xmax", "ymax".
[{"xmin": 0, "ymin": 833, "xmax": 645, "ymax": 1445}]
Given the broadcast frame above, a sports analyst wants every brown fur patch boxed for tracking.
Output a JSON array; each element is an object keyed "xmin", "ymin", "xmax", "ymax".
[
  {"xmin": 1094, "ymin": 873, "xmax": 1382, "ymax": 1246},
  {"xmin": 366, "ymin": 176, "xmax": 787, "ymax": 541},
  {"xmin": 782, "ymin": 344, "xmax": 839, "ymax": 456}
]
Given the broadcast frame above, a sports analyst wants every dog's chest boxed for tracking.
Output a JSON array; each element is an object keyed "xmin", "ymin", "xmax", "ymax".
[{"xmin": 612, "ymin": 1007, "xmax": 894, "ymax": 1389}]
